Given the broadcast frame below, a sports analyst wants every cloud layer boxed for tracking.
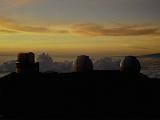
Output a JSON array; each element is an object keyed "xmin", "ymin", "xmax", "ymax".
[
  {"xmin": 70, "ymin": 23, "xmax": 160, "ymax": 36},
  {"xmin": 0, "ymin": 17, "xmax": 160, "ymax": 36},
  {"xmin": 0, "ymin": 17, "xmax": 68, "ymax": 34}
]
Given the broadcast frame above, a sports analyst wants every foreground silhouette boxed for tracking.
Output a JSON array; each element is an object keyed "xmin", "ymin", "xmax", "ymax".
[{"xmin": 0, "ymin": 53, "xmax": 159, "ymax": 119}]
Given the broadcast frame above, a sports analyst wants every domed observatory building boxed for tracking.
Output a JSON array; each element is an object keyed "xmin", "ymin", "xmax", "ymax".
[
  {"xmin": 74, "ymin": 55, "xmax": 93, "ymax": 72},
  {"xmin": 16, "ymin": 52, "xmax": 39, "ymax": 74},
  {"xmin": 120, "ymin": 56, "xmax": 141, "ymax": 75}
]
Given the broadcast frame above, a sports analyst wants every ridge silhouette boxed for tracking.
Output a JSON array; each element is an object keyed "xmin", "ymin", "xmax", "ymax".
[{"xmin": 0, "ymin": 52, "xmax": 159, "ymax": 119}]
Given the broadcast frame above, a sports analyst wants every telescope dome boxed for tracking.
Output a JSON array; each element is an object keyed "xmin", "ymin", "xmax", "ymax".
[
  {"xmin": 74, "ymin": 55, "xmax": 93, "ymax": 72},
  {"xmin": 120, "ymin": 56, "xmax": 141, "ymax": 74}
]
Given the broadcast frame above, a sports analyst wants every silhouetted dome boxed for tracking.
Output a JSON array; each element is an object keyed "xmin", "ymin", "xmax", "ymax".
[
  {"xmin": 120, "ymin": 56, "xmax": 141, "ymax": 74},
  {"xmin": 74, "ymin": 55, "xmax": 93, "ymax": 72}
]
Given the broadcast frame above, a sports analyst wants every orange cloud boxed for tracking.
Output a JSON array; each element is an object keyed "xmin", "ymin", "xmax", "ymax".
[
  {"xmin": 0, "ymin": 17, "xmax": 159, "ymax": 36},
  {"xmin": 0, "ymin": 29, "xmax": 18, "ymax": 33},
  {"xmin": 70, "ymin": 23, "xmax": 160, "ymax": 36},
  {"xmin": 0, "ymin": 17, "xmax": 68, "ymax": 34}
]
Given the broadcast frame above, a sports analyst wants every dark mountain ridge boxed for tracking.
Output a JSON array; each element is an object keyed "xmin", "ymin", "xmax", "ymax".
[
  {"xmin": 0, "ymin": 70, "xmax": 159, "ymax": 119},
  {"xmin": 139, "ymin": 53, "xmax": 160, "ymax": 58}
]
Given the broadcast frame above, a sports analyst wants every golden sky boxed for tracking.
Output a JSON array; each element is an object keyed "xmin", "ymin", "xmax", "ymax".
[{"xmin": 0, "ymin": 0, "xmax": 160, "ymax": 57}]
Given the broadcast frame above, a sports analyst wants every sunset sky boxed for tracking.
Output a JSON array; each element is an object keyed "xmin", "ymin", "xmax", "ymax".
[{"xmin": 0, "ymin": 0, "xmax": 160, "ymax": 58}]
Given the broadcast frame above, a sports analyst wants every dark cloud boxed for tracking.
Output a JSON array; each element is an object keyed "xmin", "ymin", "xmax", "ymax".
[
  {"xmin": 93, "ymin": 57, "xmax": 119, "ymax": 70},
  {"xmin": 70, "ymin": 23, "xmax": 160, "ymax": 36}
]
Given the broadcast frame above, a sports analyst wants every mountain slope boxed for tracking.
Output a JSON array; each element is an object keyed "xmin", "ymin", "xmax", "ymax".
[{"xmin": 139, "ymin": 53, "xmax": 160, "ymax": 58}]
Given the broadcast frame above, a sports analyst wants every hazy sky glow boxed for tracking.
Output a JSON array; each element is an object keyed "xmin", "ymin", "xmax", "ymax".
[{"xmin": 0, "ymin": 0, "xmax": 160, "ymax": 57}]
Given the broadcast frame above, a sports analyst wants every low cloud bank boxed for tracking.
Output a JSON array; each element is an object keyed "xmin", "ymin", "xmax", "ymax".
[
  {"xmin": 0, "ymin": 53, "xmax": 159, "ymax": 78},
  {"xmin": 38, "ymin": 53, "xmax": 74, "ymax": 73},
  {"xmin": 0, "ymin": 60, "xmax": 16, "ymax": 73},
  {"xmin": 38, "ymin": 53, "xmax": 119, "ymax": 73},
  {"xmin": 0, "ymin": 53, "xmax": 119, "ymax": 73},
  {"xmin": 93, "ymin": 57, "xmax": 120, "ymax": 70}
]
